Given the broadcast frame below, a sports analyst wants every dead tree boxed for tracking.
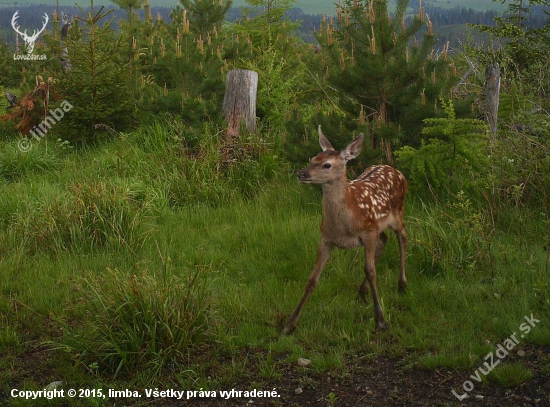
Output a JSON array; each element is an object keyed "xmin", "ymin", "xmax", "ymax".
[
  {"xmin": 222, "ymin": 69, "xmax": 258, "ymax": 139},
  {"xmin": 484, "ymin": 64, "xmax": 500, "ymax": 134},
  {"xmin": 60, "ymin": 12, "xmax": 73, "ymax": 72}
]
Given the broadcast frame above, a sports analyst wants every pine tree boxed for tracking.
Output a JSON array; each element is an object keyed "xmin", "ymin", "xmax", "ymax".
[
  {"xmin": 228, "ymin": 0, "xmax": 304, "ymax": 140},
  {"xmin": 56, "ymin": 0, "xmax": 134, "ymax": 142},
  {"xmin": 180, "ymin": 0, "xmax": 232, "ymax": 39},
  {"xmin": 134, "ymin": 0, "xmax": 236, "ymax": 124},
  {"xmin": 315, "ymin": 0, "xmax": 455, "ymax": 161}
]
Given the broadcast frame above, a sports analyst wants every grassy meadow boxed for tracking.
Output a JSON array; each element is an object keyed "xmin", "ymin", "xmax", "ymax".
[{"xmin": 0, "ymin": 120, "xmax": 548, "ymax": 405}]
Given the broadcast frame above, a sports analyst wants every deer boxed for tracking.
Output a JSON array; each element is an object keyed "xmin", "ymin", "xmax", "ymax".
[
  {"xmin": 281, "ymin": 126, "xmax": 408, "ymax": 334},
  {"xmin": 12, "ymin": 11, "xmax": 49, "ymax": 54}
]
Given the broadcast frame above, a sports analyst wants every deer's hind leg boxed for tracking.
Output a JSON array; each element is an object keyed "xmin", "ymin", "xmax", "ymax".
[
  {"xmin": 391, "ymin": 215, "xmax": 407, "ymax": 293},
  {"xmin": 359, "ymin": 231, "xmax": 387, "ymax": 301}
]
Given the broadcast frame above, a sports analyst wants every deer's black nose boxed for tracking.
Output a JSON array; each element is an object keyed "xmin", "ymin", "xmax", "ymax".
[{"xmin": 297, "ymin": 170, "xmax": 311, "ymax": 182}]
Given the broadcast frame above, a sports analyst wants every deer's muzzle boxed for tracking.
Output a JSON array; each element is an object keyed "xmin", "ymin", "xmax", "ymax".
[{"xmin": 297, "ymin": 169, "xmax": 312, "ymax": 183}]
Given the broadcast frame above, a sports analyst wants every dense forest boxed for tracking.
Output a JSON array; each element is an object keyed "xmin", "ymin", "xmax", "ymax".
[{"xmin": 0, "ymin": 0, "xmax": 549, "ymax": 405}]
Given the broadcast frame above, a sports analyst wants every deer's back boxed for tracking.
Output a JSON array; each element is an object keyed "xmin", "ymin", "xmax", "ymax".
[{"xmin": 348, "ymin": 165, "xmax": 407, "ymax": 222}]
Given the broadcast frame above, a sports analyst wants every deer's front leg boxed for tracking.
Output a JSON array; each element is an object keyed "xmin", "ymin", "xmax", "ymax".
[{"xmin": 281, "ymin": 241, "xmax": 333, "ymax": 335}]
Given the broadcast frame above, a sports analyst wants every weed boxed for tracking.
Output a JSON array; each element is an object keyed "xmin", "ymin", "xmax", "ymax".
[
  {"xmin": 489, "ymin": 363, "xmax": 533, "ymax": 387},
  {"xmin": 323, "ymin": 391, "xmax": 338, "ymax": 406}
]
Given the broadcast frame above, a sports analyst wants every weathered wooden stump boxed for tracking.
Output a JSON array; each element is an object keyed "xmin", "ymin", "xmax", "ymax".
[
  {"xmin": 485, "ymin": 64, "xmax": 500, "ymax": 134},
  {"xmin": 222, "ymin": 69, "xmax": 258, "ymax": 139}
]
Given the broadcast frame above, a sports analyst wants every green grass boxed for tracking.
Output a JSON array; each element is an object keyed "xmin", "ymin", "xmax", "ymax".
[
  {"xmin": 489, "ymin": 363, "xmax": 534, "ymax": 387},
  {"xmin": 0, "ymin": 122, "xmax": 548, "ymax": 402}
]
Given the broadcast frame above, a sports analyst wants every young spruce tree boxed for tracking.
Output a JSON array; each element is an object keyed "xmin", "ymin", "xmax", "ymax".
[
  {"xmin": 316, "ymin": 0, "xmax": 455, "ymax": 161},
  {"xmin": 137, "ymin": 0, "xmax": 235, "ymax": 123},
  {"xmin": 56, "ymin": 0, "xmax": 134, "ymax": 142}
]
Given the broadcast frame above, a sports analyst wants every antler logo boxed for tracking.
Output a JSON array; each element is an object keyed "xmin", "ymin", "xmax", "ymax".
[{"xmin": 12, "ymin": 11, "xmax": 49, "ymax": 54}]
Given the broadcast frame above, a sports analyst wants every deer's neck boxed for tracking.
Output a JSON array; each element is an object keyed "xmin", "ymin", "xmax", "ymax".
[{"xmin": 321, "ymin": 176, "xmax": 353, "ymax": 226}]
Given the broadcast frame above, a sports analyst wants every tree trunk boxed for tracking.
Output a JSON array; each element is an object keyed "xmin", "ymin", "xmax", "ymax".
[
  {"xmin": 484, "ymin": 64, "xmax": 500, "ymax": 134},
  {"xmin": 222, "ymin": 69, "xmax": 258, "ymax": 139}
]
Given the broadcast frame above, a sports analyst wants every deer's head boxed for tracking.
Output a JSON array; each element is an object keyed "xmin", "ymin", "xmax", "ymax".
[{"xmin": 297, "ymin": 125, "xmax": 364, "ymax": 185}]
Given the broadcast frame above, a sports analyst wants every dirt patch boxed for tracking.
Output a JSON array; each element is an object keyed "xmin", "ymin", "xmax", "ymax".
[
  {"xmin": 158, "ymin": 345, "xmax": 550, "ymax": 407},
  {"xmin": 3, "ymin": 344, "xmax": 549, "ymax": 406}
]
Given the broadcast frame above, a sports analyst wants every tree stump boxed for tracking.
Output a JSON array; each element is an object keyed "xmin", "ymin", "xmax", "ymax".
[
  {"xmin": 484, "ymin": 64, "xmax": 500, "ymax": 134},
  {"xmin": 222, "ymin": 69, "xmax": 258, "ymax": 139}
]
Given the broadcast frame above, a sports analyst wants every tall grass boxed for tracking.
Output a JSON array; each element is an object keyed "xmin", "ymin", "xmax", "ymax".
[
  {"xmin": 0, "ymin": 140, "xmax": 62, "ymax": 181},
  {"xmin": 57, "ymin": 266, "xmax": 213, "ymax": 382},
  {"xmin": 0, "ymin": 179, "xmax": 154, "ymax": 255}
]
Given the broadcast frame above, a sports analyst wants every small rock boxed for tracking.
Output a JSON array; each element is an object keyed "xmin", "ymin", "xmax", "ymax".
[
  {"xmin": 517, "ymin": 349, "xmax": 526, "ymax": 357},
  {"xmin": 297, "ymin": 358, "xmax": 311, "ymax": 367},
  {"xmin": 294, "ymin": 387, "xmax": 303, "ymax": 395},
  {"xmin": 45, "ymin": 381, "xmax": 63, "ymax": 391}
]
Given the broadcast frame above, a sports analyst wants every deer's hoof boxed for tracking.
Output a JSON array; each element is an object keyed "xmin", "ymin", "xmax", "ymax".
[
  {"xmin": 376, "ymin": 321, "xmax": 388, "ymax": 331},
  {"xmin": 281, "ymin": 322, "xmax": 296, "ymax": 335},
  {"xmin": 358, "ymin": 289, "xmax": 369, "ymax": 303},
  {"xmin": 398, "ymin": 282, "xmax": 407, "ymax": 294}
]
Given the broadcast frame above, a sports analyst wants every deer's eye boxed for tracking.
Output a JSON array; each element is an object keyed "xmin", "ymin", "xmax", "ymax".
[{"xmin": 322, "ymin": 163, "xmax": 332, "ymax": 169}]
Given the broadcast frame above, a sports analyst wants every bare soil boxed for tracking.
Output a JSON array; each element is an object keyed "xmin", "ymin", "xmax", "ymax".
[
  {"xmin": 4, "ymin": 343, "xmax": 549, "ymax": 407},
  {"xmin": 159, "ymin": 345, "xmax": 550, "ymax": 407}
]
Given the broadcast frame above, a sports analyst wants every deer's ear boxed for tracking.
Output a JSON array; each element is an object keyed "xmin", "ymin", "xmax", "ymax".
[
  {"xmin": 341, "ymin": 133, "xmax": 364, "ymax": 162},
  {"xmin": 318, "ymin": 125, "xmax": 334, "ymax": 151}
]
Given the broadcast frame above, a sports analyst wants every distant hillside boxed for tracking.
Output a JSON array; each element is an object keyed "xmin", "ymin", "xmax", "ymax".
[{"xmin": 0, "ymin": 0, "xmax": 508, "ymax": 16}]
